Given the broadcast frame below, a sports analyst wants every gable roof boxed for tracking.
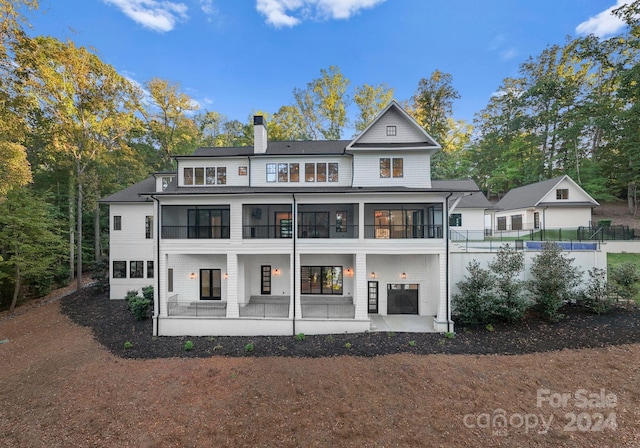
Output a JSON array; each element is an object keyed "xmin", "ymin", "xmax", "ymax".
[
  {"xmin": 99, "ymin": 177, "xmax": 155, "ymax": 203},
  {"xmin": 346, "ymin": 100, "xmax": 440, "ymax": 151},
  {"xmin": 495, "ymin": 175, "xmax": 599, "ymax": 210}
]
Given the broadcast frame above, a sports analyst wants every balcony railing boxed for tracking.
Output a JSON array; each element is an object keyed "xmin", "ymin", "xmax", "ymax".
[
  {"xmin": 298, "ymin": 225, "xmax": 358, "ymax": 239},
  {"xmin": 364, "ymin": 225, "xmax": 443, "ymax": 239},
  {"xmin": 162, "ymin": 226, "xmax": 230, "ymax": 239},
  {"xmin": 167, "ymin": 295, "xmax": 227, "ymax": 316}
]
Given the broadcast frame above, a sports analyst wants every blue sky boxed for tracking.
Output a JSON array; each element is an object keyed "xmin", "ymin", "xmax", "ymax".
[{"xmin": 28, "ymin": 0, "xmax": 630, "ymax": 136}]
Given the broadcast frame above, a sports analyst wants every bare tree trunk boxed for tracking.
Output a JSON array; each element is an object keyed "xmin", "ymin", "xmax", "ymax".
[
  {"xmin": 76, "ymin": 161, "xmax": 83, "ymax": 291},
  {"xmin": 628, "ymin": 182, "xmax": 636, "ymax": 216},
  {"xmin": 94, "ymin": 201, "xmax": 101, "ymax": 263},
  {"xmin": 69, "ymin": 176, "xmax": 75, "ymax": 282},
  {"xmin": 10, "ymin": 266, "xmax": 21, "ymax": 313}
]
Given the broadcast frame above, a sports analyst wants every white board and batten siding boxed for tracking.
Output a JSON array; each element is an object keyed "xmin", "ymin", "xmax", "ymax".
[{"xmin": 109, "ymin": 203, "xmax": 155, "ymax": 300}]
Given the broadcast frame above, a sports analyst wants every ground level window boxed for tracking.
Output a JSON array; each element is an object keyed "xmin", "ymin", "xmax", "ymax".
[
  {"xmin": 449, "ymin": 213, "xmax": 462, "ymax": 227},
  {"xmin": 301, "ymin": 266, "xmax": 343, "ymax": 295},
  {"xmin": 147, "ymin": 261, "xmax": 154, "ymax": 278},
  {"xmin": 130, "ymin": 261, "xmax": 144, "ymax": 278},
  {"xmin": 113, "ymin": 261, "xmax": 126, "ymax": 278},
  {"xmin": 497, "ymin": 216, "xmax": 507, "ymax": 231}
]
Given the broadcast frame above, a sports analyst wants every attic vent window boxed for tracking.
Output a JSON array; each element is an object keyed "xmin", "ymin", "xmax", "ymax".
[{"xmin": 386, "ymin": 125, "xmax": 397, "ymax": 136}]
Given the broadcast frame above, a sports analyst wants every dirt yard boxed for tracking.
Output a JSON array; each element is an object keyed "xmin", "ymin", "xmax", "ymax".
[{"xmin": 1, "ymin": 294, "xmax": 640, "ymax": 447}]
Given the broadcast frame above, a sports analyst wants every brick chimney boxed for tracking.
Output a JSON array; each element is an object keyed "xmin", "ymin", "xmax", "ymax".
[{"xmin": 253, "ymin": 115, "xmax": 267, "ymax": 154}]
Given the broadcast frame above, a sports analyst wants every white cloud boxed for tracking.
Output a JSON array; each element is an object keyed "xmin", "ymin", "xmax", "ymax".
[
  {"xmin": 200, "ymin": 0, "xmax": 217, "ymax": 16},
  {"xmin": 575, "ymin": 0, "xmax": 631, "ymax": 38},
  {"xmin": 256, "ymin": 0, "xmax": 386, "ymax": 28},
  {"xmin": 500, "ymin": 48, "xmax": 518, "ymax": 61},
  {"xmin": 103, "ymin": 0, "xmax": 189, "ymax": 32}
]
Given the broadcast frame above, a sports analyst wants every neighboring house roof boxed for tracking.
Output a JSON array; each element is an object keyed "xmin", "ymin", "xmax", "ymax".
[
  {"xmin": 452, "ymin": 190, "xmax": 493, "ymax": 209},
  {"xmin": 100, "ymin": 177, "xmax": 155, "ymax": 203},
  {"xmin": 495, "ymin": 175, "xmax": 599, "ymax": 210}
]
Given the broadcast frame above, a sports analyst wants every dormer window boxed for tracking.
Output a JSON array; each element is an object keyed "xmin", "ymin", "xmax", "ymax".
[{"xmin": 386, "ymin": 125, "xmax": 397, "ymax": 136}]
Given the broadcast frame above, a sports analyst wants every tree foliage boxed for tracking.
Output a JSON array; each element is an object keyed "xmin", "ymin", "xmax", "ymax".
[{"xmin": 0, "ymin": 187, "xmax": 65, "ymax": 312}]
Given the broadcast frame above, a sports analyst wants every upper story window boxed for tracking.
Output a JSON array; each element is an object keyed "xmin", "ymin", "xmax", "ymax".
[
  {"xmin": 184, "ymin": 167, "xmax": 227, "ymax": 186},
  {"xmin": 317, "ymin": 163, "xmax": 327, "ymax": 182},
  {"xmin": 393, "ymin": 158, "xmax": 403, "ymax": 177},
  {"xmin": 161, "ymin": 176, "xmax": 172, "ymax": 190},
  {"xmin": 266, "ymin": 163, "xmax": 276, "ymax": 182},
  {"xmin": 113, "ymin": 215, "xmax": 122, "ymax": 231},
  {"xmin": 145, "ymin": 216, "xmax": 153, "ymax": 239},
  {"xmin": 305, "ymin": 163, "xmax": 315, "ymax": 182},
  {"xmin": 328, "ymin": 163, "xmax": 338, "ymax": 182},
  {"xmin": 268, "ymin": 163, "xmax": 300, "ymax": 182},
  {"xmin": 386, "ymin": 125, "xmax": 397, "ymax": 136},
  {"xmin": 380, "ymin": 158, "xmax": 403, "ymax": 178},
  {"xmin": 556, "ymin": 188, "xmax": 569, "ymax": 200}
]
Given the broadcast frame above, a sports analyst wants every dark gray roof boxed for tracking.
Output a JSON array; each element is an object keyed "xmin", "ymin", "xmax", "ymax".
[
  {"xmin": 189, "ymin": 140, "xmax": 351, "ymax": 158},
  {"xmin": 100, "ymin": 177, "xmax": 155, "ymax": 203},
  {"xmin": 495, "ymin": 175, "xmax": 598, "ymax": 210}
]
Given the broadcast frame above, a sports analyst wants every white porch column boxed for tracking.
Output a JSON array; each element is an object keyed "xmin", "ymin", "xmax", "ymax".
[
  {"xmin": 358, "ymin": 201, "xmax": 365, "ymax": 241},
  {"xmin": 226, "ymin": 252, "xmax": 239, "ymax": 318},
  {"xmin": 354, "ymin": 252, "xmax": 368, "ymax": 319},
  {"xmin": 433, "ymin": 251, "xmax": 453, "ymax": 332}
]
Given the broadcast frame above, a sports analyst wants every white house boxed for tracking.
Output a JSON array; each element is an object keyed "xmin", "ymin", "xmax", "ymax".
[
  {"xmin": 493, "ymin": 175, "xmax": 599, "ymax": 233},
  {"xmin": 448, "ymin": 189, "xmax": 492, "ymax": 241},
  {"xmin": 101, "ymin": 101, "xmax": 479, "ymax": 336}
]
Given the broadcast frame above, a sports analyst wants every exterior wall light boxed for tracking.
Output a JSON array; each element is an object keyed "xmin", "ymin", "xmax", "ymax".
[
  {"xmin": 401, "ymin": 272, "xmax": 407, "ymax": 279},
  {"xmin": 370, "ymin": 272, "xmax": 376, "ymax": 279},
  {"xmin": 345, "ymin": 268, "xmax": 354, "ymax": 277},
  {"xmin": 273, "ymin": 268, "xmax": 281, "ymax": 276},
  {"xmin": 224, "ymin": 273, "xmax": 229, "ymax": 279},
  {"xmin": 189, "ymin": 272, "xmax": 196, "ymax": 280}
]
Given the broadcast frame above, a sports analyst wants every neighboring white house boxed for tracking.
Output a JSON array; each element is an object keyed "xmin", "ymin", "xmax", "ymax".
[
  {"xmin": 448, "ymin": 189, "xmax": 492, "ymax": 241},
  {"xmin": 492, "ymin": 175, "xmax": 599, "ymax": 232},
  {"xmin": 101, "ymin": 101, "xmax": 479, "ymax": 336}
]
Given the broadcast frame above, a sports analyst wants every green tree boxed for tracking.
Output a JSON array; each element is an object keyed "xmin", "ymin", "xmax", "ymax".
[
  {"xmin": 292, "ymin": 65, "xmax": 350, "ymax": 140},
  {"xmin": 410, "ymin": 69, "xmax": 460, "ymax": 145},
  {"xmin": 142, "ymin": 77, "xmax": 199, "ymax": 168},
  {"xmin": 353, "ymin": 83, "xmax": 394, "ymax": 133},
  {"xmin": 15, "ymin": 36, "xmax": 141, "ymax": 290},
  {"xmin": 0, "ymin": 187, "xmax": 65, "ymax": 312}
]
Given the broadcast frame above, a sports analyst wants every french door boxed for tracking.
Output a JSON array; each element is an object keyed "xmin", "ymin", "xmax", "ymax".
[{"xmin": 200, "ymin": 269, "xmax": 221, "ymax": 300}]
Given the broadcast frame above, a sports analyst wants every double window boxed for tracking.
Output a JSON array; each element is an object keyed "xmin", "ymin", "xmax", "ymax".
[
  {"xmin": 379, "ymin": 158, "xmax": 403, "ymax": 178},
  {"xmin": 301, "ymin": 266, "xmax": 343, "ymax": 295},
  {"xmin": 268, "ymin": 162, "xmax": 337, "ymax": 183}
]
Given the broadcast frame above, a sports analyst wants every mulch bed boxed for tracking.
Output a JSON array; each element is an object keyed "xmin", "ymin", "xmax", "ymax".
[{"xmin": 60, "ymin": 287, "xmax": 640, "ymax": 359}]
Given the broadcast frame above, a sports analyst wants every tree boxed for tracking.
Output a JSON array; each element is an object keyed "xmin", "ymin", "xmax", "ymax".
[
  {"xmin": 353, "ymin": 83, "xmax": 394, "ymax": 133},
  {"xmin": 142, "ymin": 78, "xmax": 199, "ymax": 168},
  {"xmin": 291, "ymin": 66, "xmax": 350, "ymax": 140},
  {"xmin": 0, "ymin": 187, "xmax": 64, "ymax": 312},
  {"xmin": 15, "ymin": 36, "xmax": 141, "ymax": 290},
  {"xmin": 410, "ymin": 70, "xmax": 460, "ymax": 144},
  {"xmin": 0, "ymin": 0, "xmax": 39, "ymax": 197}
]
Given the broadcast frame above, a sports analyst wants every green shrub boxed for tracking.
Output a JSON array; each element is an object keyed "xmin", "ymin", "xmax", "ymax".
[
  {"xmin": 141, "ymin": 285, "xmax": 154, "ymax": 301},
  {"xmin": 408, "ymin": 340, "xmax": 416, "ymax": 347},
  {"xmin": 123, "ymin": 341, "xmax": 133, "ymax": 349},
  {"xmin": 344, "ymin": 342, "xmax": 352, "ymax": 349},
  {"xmin": 184, "ymin": 340, "xmax": 193, "ymax": 351},
  {"xmin": 125, "ymin": 291, "xmax": 151, "ymax": 321},
  {"xmin": 444, "ymin": 331, "xmax": 455, "ymax": 339},
  {"xmin": 609, "ymin": 262, "xmax": 640, "ymax": 305},
  {"xmin": 578, "ymin": 267, "xmax": 615, "ymax": 314},
  {"xmin": 597, "ymin": 219, "xmax": 612, "ymax": 227},
  {"xmin": 452, "ymin": 260, "xmax": 496, "ymax": 325},
  {"xmin": 528, "ymin": 241, "xmax": 582, "ymax": 322},
  {"xmin": 244, "ymin": 342, "xmax": 254, "ymax": 352},
  {"xmin": 294, "ymin": 333, "xmax": 306, "ymax": 341}
]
